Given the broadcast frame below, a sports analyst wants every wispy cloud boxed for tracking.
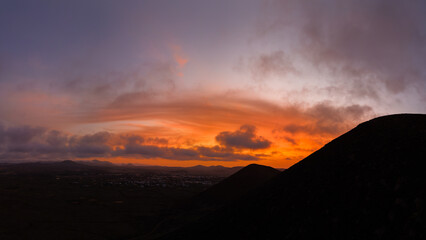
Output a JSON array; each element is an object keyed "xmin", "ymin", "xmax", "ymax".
[
  {"xmin": 171, "ymin": 44, "xmax": 189, "ymax": 69},
  {"xmin": 0, "ymin": 99, "xmax": 374, "ymax": 166},
  {"xmin": 257, "ymin": 0, "xmax": 426, "ymax": 100}
]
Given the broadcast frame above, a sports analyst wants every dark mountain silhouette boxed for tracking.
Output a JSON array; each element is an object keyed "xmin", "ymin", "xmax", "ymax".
[
  {"xmin": 60, "ymin": 160, "xmax": 78, "ymax": 165},
  {"xmin": 0, "ymin": 160, "xmax": 105, "ymax": 174},
  {"xmin": 160, "ymin": 114, "xmax": 426, "ymax": 239},
  {"xmin": 194, "ymin": 164, "xmax": 280, "ymax": 204},
  {"xmin": 0, "ymin": 160, "xmax": 242, "ymax": 177},
  {"xmin": 140, "ymin": 165, "xmax": 242, "ymax": 177},
  {"xmin": 142, "ymin": 164, "xmax": 280, "ymax": 239},
  {"xmin": 185, "ymin": 165, "xmax": 243, "ymax": 177},
  {"xmin": 78, "ymin": 159, "xmax": 116, "ymax": 167}
]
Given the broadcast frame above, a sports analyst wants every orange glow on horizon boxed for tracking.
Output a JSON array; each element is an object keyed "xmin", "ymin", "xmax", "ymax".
[
  {"xmin": 0, "ymin": 91, "xmax": 368, "ymax": 169},
  {"xmin": 71, "ymin": 124, "xmax": 337, "ymax": 169},
  {"xmin": 59, "ymin": 97, "xmax": 363, "ymax": 169}
]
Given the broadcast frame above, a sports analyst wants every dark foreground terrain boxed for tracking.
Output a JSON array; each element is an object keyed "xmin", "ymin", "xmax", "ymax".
[
  {"xmin": 161, "ymin": 114, "xmax": 426, "ymax": 239},
  {"xmin": 0, "ymin": 162, "xmax": 241, "ymax": 240},
  {"xmin": 141, "ymin": 164, "xmax": 280, "ymax": 239}
]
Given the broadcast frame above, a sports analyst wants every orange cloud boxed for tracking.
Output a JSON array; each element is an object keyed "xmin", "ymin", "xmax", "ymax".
[
  {"xmin": 60, "ymin": 95, "xmax": 374, "ymax": 168},
  {"xmin": 0, "ymin": 85, "xmax": 375, "ymax": 168},
  {"xmin": 0, "ymin": 123, "xmax": 268, "ymax": 164},
  {"xmin": 170, "ymin": 44, "xmax": 188, "ymax": 68}
]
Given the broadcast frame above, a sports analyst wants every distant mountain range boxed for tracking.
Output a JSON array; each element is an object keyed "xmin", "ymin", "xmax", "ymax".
[{"xmin": 158, "ymin": 114, "xmax": 426, "ymax": 239}]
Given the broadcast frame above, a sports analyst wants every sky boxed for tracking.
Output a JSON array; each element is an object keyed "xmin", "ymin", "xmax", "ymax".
[{"xmin": 0, "ymin": 0, "xmax": 425, "ymax": 168}]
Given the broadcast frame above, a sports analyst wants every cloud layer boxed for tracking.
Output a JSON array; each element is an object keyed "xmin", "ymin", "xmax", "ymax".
[
  {"xmin": 0, "ymin": 98, "xmax": 373, "ymax": 166},
  {"xmin": 0, "ymin": 123, "xmax": 269, "ymax": 162},
  {"xmin": 258, "ymin": 0, "xmax": 426, "ymax": 100}
]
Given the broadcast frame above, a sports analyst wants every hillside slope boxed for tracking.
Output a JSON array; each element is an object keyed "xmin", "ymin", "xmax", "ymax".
[
  {"xmin": 142, "ymin": 164, "xmax": 280, "ymax": 239},
  {"xmin": 162, "ymin": 114, "xmax": 426, "ymax": 240},
  {"xmin": 195, "ymin": 163, "xmax": 280, "ymax": 204}
]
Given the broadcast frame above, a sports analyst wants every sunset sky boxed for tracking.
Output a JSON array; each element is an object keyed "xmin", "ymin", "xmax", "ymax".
[{"xmin": 1, "ymin": 0, "xmax": 425, "ymax": 168}]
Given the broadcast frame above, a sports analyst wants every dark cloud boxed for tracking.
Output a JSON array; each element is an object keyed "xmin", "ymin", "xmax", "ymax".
[
  {"xmin": 116, "ymin": 142, "xmax": 259, "ymax": 162},
  {"xmin": 110, "ymin": 91, "xmax": 154, "ymax": 108},
  {"xmin": 0, "ymin": 125, "xmax": 70, "ymax": 161},
  {"xmin": 196, "ymin": 146, "xmax": 233, "ymax": 158},
  {"xmin": 45, "ymin": 130, "xmax": 68, "ymax": 148},
  {"xmin": 120, "ymin": 134, "xmax": 144, "ymax": 145},
  {"xmin": 196, "ymin": 146, "xmax": 259, "ymax": 161},
  {"xmin": 145, "ymin": 137, "xmax": 169, "ymax": 145},
  {"xmin": 260, "ymin": 0, "xmax": 426, "ymax": 98},
  {"xmin": 4, "ymin": 125, "xmax": 46, "ymax": 144},
  {"xmin": 309, "ymin": 102, "xmax": 373, "ymax": 125},
  {"xmin": 117, "ymin": 144, "xmax": 199, "ymax": 160},
  {"xmin": 284, "ymin": 136, "xmax": 297, "ymax": 146},
  {"xmin": 0, "ymin": 124, "xmax": 264, "ymax": 162},
  {"xmin": 116, "ymin": 141, "xmax": 189, "ymax": 160},
  {"xmin": 0, "ymin": 124, "xmax": 5, "ymax": 145},
  {"xmin": 216, "ymin": 125, "xmax": 272, "ymax": 150},
  {"xmin": 0, "ymin": 127, "xmax": 113, "ymax": 160},
  {"xmin": 118, "ymin": 134, "xmax": 168, "ymax": 146},
  {"xmin": 250, "ymin": 50, "xmax": 297, "ymax": 80},
  {"xmin": 69, "ymin": 132, "xmax": 113, "ymax": 158},
  {"xmin": 281, "ymin": 102, "xmax": 373, "ymax": 136}
]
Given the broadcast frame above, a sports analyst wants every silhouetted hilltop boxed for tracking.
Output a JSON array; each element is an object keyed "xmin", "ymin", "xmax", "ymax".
[
  {"xmin": 60, "ymin": 160, "xmax": 78, "ymax": 165},
  {"xmin": 143, "ymin": 165, "xmax": 243, "ymax": 177},
  {"xmin": 161, "ymin": 114, "xmax": 426, "ymax": 239},
  {"xmin": 141, "ymin": 164, "xmax": 279, "ymax": 239},
  {"xmin": 78, "ymin": 159, "xmax": 116, "ymax": 167},
  {"xmin": 184, "ymin": 165, "xmax": 243, "ymax": 177},
  {"xmin": 196, "ymin": 163, "xmax": 280, "ymax": 204}
]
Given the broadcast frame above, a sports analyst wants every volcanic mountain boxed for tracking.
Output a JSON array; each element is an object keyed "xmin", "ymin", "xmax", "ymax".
[
  {"xmin": 143, "ymin": 164, "xmax": 280, "ymax": 239},
  {"xmin": 160, "ymin": 114, "xmax": 426, "ymax": 239},
  {"xmin": 195, "ymin": 164, "xmax": 280, "ymax": 205}
]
